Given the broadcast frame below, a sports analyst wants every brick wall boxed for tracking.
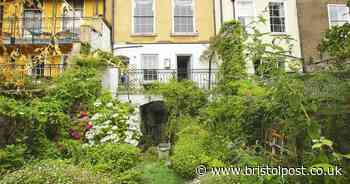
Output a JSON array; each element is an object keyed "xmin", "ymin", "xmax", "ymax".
[{"xmin": 296, "ymin": 0, "xmax": 347, "ymax": 62}]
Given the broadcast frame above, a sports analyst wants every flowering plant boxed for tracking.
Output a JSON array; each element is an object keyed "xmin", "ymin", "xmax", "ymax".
[{"xmin": 85, "ymin": 93, "xmax": 141, "ymax": 145}]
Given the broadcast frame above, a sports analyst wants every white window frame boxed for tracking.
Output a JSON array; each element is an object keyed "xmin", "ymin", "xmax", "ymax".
[
  {"xmin": 141, "ymin": 54, "xmax": 159, "ymax": 81},
  {"xmin": 234, "ymin": 0, "xmax": 256, "ymax": 27},
  {"xmin": 327, "ymin": 4, "xmax": 350, "ymax": 28},
  {"xmin": 132, "ymin": 0, "xmax": 156, "ymax": 35},
  {"xmin": 172, "ymin": 0, "xmax": 197, "ymax": 35},
  {"xmin": 269, "ymin": 0, "xmax": 288, "ymax": 34}
]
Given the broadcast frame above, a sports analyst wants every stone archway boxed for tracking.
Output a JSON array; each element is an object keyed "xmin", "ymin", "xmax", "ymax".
[{"xmin": 139, "ymin": 101, "xmax": 168, "ymax": 148}]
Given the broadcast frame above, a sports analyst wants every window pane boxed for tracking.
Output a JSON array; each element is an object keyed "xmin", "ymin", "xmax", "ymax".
[
  {"xmin": 174, "ymin": 17, "xmax": 194, "ymax": 33},
  {"xmin": 135, "ymin": 17, "xmax": 154, "ymax": 33},
  {"xmin": 141, "ymin": 54, "xmax": 158, "ymax": 81},
  {"xmin": 269, "ymin": 2, "xmax": 285, "ymax": 33},
  {"xmin": 134, "ymin": 0, "xmax": 154, "ymax": 33},
  {"xmin": 236, "ymin": 0, "xmax": 254, "ymax": 27},
  {"xmin": 174, "ymin": 0, "xmax": 194, "ymax": 33},
  {"xmin": 236, "ymin": 1, "xmax": 254, "ymax": 17},
  {"xmin": 329, "ymin": 5, "xmax": 349, "ymax": 26}
]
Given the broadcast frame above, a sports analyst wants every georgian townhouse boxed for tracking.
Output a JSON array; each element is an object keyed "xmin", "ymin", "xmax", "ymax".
[
  {"xmin": 113, "ymin": 0, "xmax": 217, "ymax": 90},
  {"xmin": 0, "ymin": 0, "xmax": 112, "ymax": 77},
  {"xmin": 296, "ymin": 0, "xmax": 348, "ymax": 64},
  {"xmin": 215, "ymin": 0, "xmax": 302, "ymax": 73}
]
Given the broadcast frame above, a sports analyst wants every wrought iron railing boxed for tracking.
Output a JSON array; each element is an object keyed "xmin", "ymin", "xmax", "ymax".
[
  {"xmin": 0, "ymin": 64, "xmax": 66, "ymax": 78},
  {"xmin": 1, "ymin": 17, "xmax": 100, "ymax": 44},
  {"xmin": 118, "ymin": 69, "xmax": 219, "ymax": 94}
]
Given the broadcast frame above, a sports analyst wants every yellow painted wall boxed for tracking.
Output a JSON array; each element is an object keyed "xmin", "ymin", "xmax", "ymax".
[
  {"xmin": 115, "ymin": 0, "xmax": 215, "ymax": 44},
  {"xmin": 84, "ymin": 0, "xmax": 104, "ymax": 17},
  {"xmin": 2, "ymin": 0, "xmax": 104, "ymax": 38}
]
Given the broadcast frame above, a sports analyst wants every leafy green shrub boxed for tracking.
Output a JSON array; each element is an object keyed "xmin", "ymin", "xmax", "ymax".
[
  {"xmin": 149, "ymin": 80, "xmax": 207, "ymax": 116},
  {"xmin": 57, "ymin": 139, "xmax": 83, "ymax": 161},
  {"xmin": 48, "ymin": 67, "xmax": 102, "ymax": 111},
  {"xmin": 85, "ymin": 92, "xmax": 138, "ymax": 145},
  {"xmin": 79, "ymin": 143, "xmax": 141, "ymax": 174},
  {"xmin": 200, "ymin": 146, "xmax": 284, "ymax": 184},
  {"xmin": 171, "ymin": 124, "xmax": 225, "ymax": 179},
  {"xmin": 0, "ymin": 159, "xmax": 113, "ymax": 184},
  {"xmin": 0, "ymin": 144, "xmax": 26, "ymax": 175}
]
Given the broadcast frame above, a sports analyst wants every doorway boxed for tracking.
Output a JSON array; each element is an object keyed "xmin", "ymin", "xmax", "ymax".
[
  {"xmin": 139, "ymin": 101, "xmax": 168, "ymax": 148},
  {"xmin": 177, "ymin": 55, "xmax": 191, "ymax": 80}
]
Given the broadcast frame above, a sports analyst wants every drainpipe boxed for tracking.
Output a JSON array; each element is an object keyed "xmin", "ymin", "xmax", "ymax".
[
  {"xmin": 212, "ymin": 0, "xmax": 217, "ymax": 35},
  {"xmin": 209, "ymin": 0, "xmax": 218, "ymax": 90},
  {"xmin": 231, "ymin": 0, "xmax": 236, "ymax": 19},
  {"xmin": 95, "ymin": 0, "xmax": 99, "ymax": 16},
  {"xmin": 219, "ymin": 0, "xmax": 224, "ymax": 26},
  {"xmin": 111, "ymin": 0, "xmax": 115, "ymax": 53}
]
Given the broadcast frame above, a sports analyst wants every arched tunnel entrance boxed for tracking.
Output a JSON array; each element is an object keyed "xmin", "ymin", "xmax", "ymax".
[{"xmin": 139, "ymin": 101, "xmax": 168, "ymax": 148}]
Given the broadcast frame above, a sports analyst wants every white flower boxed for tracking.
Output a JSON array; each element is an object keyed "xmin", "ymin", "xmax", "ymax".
[
  {"xmin": 106, "ymin": 102, "xmax": 113, "ymax": 108},
  {"xmin": 103, "ymin": 120, "xmax": 112, "ymax": 125},
  {"xmin": 94, "ymin": 100, "xmax": 102, "ymax": 107},
  {"xmin": 91, "ymin": 113, "xmax": 101, "ymax": 120},
  {"xmin": 85, "ymin": 131, "xmax": 95, "ymax": 140},
  {"xmin": 111, "ymin": 126, "xmax": 118, "ymax": 130}
]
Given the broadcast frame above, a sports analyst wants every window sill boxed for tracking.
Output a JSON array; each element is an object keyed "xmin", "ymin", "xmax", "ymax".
[
  {"xmin": 131, "ymin": 33, "xmax": 157, "ymax": 37},
  {"xmin": 171, "ymin": 32, "xmax": 199, "ymax": 37},
  {"xmin": 270, "ymin": 32, "xmax": 288, "ymax": 36}
]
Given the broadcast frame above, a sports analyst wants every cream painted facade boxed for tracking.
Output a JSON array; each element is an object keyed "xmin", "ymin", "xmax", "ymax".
[{"xmin": 216, "ymin": 0, "xmax": 302, "ymax": 73}]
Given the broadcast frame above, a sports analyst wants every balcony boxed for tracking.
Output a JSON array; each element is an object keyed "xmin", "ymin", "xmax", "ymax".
[
  {"xmin": 118, "ymin": 69, "xmax": 219, "ymax": 94},
  {"xmin": 0, "ymin": 16, "xmax": 108, "ymax": 45},
  {"xmin": 0, "ymin": 63, "xmax": 66, "ymax": 79}
]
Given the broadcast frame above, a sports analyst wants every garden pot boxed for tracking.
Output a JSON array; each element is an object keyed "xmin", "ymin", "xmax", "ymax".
[{"xmin": 157, "ymin": 142, "xmax": 171, "ymax": 160}]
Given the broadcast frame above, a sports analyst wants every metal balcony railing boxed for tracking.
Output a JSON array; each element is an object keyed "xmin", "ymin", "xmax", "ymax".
[
  {"xmin": 0, "ymin": 63, "xmax": 66, "ymax": 79},
  {"xmin": 1, "ymin": 17, "xmax": 101, "ymax": 44},
  {"xmin": 118, "ymin": 69, "xmax": 220, "ymax": 94}
]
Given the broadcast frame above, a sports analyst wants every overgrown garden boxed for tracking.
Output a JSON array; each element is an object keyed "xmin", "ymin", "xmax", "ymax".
[{"xmin": 0, "ymin": 16, "xmax": 350, "ymax": 184}]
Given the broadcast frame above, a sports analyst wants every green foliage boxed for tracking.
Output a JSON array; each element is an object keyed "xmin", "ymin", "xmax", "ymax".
[
  {"xmin": 210, "ymin": 20, "xmax": 247, "ymax": 84},
  {"xmin": 171, "ymin": 124, "xmax": 225, "ymax": 179},
  {"xmin": 80, "ymin": 42, "xmax": 92, "ymax": 55},
  {"xmin": 0, "ymin": 159, "xmax": 113, "ymax": 184},
  {"xmin": 86, "ymin": 92, "xmax": 137, "ymax": 145},
  {"xmin": 202, "ymin": 80, "xmax": 270, "ymax": 144},
  {"xmin": 138, "ymin": 162, "xmax": 185, "ymax": 184},
  {"xmin": 76, "ymin": 143, "xmax": 141, "ymax": 174},
  {"xmin": 73, "ymin": 50, "xmax": 126, "ymax": 70},
  {"xmin": 150, "ymin": 79, "xmax": 207, "ymax": 116},
  {"xmin": 319, "ymin": 23, "xmax": 350, "ymax": 62},
  {"xmin": 0, "ymin": 144, "xmax": 26, "ymax": 176},
  {"xmin": 48, "ymin": 67, "xmax": 102, "ymax": 111}
]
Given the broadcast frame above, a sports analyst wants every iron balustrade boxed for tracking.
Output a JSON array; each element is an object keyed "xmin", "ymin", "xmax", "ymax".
[
  {"xmin": 0, "ymin": 63, "xmax": 66, "ymax": 79},
  {"xmin": 118, "ymin": 69, "xmax": 219, "ymax": 94},
  {"xmin": 1, "ymin": 17, "xmax": 100, "ymax": 44}
]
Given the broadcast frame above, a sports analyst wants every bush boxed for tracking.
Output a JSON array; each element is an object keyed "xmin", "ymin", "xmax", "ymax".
[
  {"xmin": 79, "ymin": 143, "xmax": 141, "ymax": 174},
  {"xmin": 48, "ymin": 67, "xmax": 102, "ymax": 112},
  {"xmin": 0, "ymin": 144, "xmax": 26, "ymax": 175},
  {"xmin": 149, "ymin": 80, "xmax": 207, "ymax": 116},
  {"xmin": 0, "ymin": 159, "xmax": 113, "ymax": 184},
  {"xmin": 171, "ymin": 124, "xmax": 225, "ymax": 179}
]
